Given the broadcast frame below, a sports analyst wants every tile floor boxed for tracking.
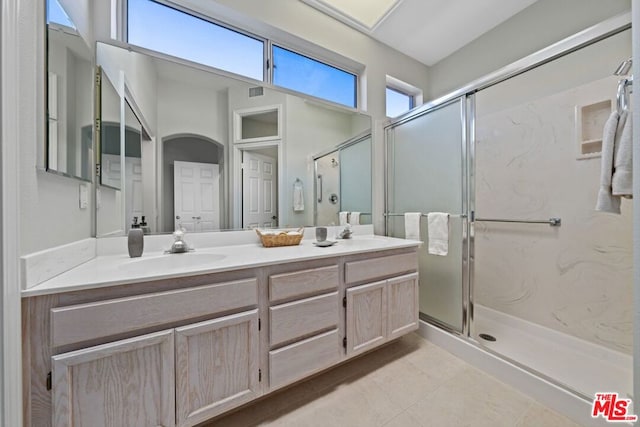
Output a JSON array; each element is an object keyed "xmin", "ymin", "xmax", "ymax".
[{"xmin": 204, "ymin": 333, "xmax": 580, "ymax": 427}]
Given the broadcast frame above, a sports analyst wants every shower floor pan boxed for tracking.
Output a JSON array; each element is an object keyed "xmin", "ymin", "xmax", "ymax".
[{"xmin": 473, "ymin": 304, "xmax": 632, "ymax": 400}]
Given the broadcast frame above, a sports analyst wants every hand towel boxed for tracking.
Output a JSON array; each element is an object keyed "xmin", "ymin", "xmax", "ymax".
[
  {"xmin": 427, "ymin": 212, "xmax": 449, "ymax": 256},
  {"xmin": 612, "ymin": 110, "xmax": 633, "ymax": 197},
  {"xmin": 349, "ymin": 212, "xmax": 361, "ymax": 225},
  {"xmin": 596, "ymin": 111, "xmax": 622, "ymax": 213},
  {"xmin": 339, "ymin": 211, "xmax": 349, "ymax": 226},
  {"xmin": 293, "ymin": 180, "xmax": 304, "ymax": 212},
  {"xmin": 404, "ymin": 212, "xmax": 422, "ymax": 240}
]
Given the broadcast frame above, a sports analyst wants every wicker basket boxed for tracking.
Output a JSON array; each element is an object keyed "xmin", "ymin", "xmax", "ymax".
[{"xmin": 255, "ymin": 228, "xmax": 304, "ymax": 248}]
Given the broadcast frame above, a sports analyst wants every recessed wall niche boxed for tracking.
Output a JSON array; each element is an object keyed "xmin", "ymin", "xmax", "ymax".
[{"xmin": 575, "ymin": 99, "xmax": 611, "ymax": 159}]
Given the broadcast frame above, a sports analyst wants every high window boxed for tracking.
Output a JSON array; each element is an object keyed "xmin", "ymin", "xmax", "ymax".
[
  {"xmin": 127, "ymin": 0, "xmax": 265, "ymax": 81},
  {"xmin": 386, "ymin": 87, "xmax": 414, "ymax": 118},
  {"xmin": 126, "ymin": 0, "xmax": 359, "ymax": 108},
  {"xmin": 272, "ymin": 46, "xmax": 357, "ymax": 108}
]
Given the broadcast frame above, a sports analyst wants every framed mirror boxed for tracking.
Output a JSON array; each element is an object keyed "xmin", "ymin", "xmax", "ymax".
[
  {"xmin": 45, "ymin": 0, "xmax": 93, "ymax": 181},
  {"xmin": 96, "ymin": 41, "xmax": 372, "ymax": 236}
]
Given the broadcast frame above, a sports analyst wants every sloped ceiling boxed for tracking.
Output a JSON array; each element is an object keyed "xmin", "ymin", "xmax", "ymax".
[{"xmin": 301, "ymin": 0, "xmax": 540, "ymax": 66}]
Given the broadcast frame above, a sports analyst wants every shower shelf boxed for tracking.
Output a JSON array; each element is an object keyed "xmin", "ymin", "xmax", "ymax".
[{"xmin": 575, "ymin": 99, "xmax": 612, "ymax": 160}]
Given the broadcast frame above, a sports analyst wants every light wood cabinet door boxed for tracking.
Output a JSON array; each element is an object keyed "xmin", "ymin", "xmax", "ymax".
[
  {"xmin": 345, "ymin": 280, "xmax": 387, "ymax": 356},
  {"xmin": 387, "ymin": 273, "xmax": 419, "ymax": 340},
  {"xmin": 175, "ymin": 310, "xmax": 260, "ymax": 427},
  {"xmin": 52, "ymin": 329, "xmax": 175, "ymax": 427}
]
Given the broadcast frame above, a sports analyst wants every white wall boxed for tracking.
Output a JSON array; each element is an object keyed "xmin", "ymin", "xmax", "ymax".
[
  {"xmin": 156, "ymin": 78, "xmax": 227, "ymax": 145},
  {"xmin": 427, "ymin": 0, "xmax": 631, "ymax": 100},
  {"xmin": 20, "ymin": 1, "xmax": 94, "ymax": 255}
]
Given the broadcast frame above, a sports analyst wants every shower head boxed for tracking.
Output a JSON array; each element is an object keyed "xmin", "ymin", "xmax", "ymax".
[{"xmin": 614, "ymin": 58, "xmax": 632, "ymax": 76}]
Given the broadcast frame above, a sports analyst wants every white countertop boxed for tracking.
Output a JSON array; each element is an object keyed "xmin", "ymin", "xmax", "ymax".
[{"xmin": 22, "ymin": 235, "xmax": 420, "ymax": 297}]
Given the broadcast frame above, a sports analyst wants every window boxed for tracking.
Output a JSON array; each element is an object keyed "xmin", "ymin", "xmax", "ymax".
[
  {"xmin": 386, "ymin": 87, "xmax": 414, "ymax": 118},
  {"xmin": 127, "ymin": 0, "xmax": 264, "ymax": 81},
  {"xmin": 272, "ymin": 45, "xmax": 357, "ymax": 108},
  {"xmin": 47, "ymin": 0, "xmax": 75, "ymax": 28},
  {"xmin": 125, "ymin": 1, "xmax": 360, "ymax": 108}
]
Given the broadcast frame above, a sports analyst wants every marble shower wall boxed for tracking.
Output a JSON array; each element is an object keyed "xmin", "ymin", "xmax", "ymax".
[{"xmin": 474, "ymin": 76, "xmax": 632, "ymax": 354}]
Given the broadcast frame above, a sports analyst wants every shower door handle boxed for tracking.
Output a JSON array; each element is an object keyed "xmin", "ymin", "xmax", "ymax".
[{"xmin": 317, "ymin": 175, "xmax": 323, "ymax": 203}]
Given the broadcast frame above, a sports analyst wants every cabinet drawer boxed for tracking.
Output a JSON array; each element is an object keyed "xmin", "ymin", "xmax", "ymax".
[
  {"xmin": 269, "ymin": 265, "xmax": 338, "ymax": 302},
  {"xmin": 51, "ymin": 278, "xmax": 257, "ymax": 348},
  {"xmin": 269, "ymin": 329, "xmax": 341, "ymax": 389},
  {"xmin": 345, "ymin": 252, "xmax": 417, "ymax": 285},
  {"xmin": 269, "ymin": 292, "xmax": 339, "ymax": 347}
]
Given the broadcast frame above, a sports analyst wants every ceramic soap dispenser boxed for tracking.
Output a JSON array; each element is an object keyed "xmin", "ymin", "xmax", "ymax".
[{"xmin": 128, "ymin": 217, "xmax": 144, "ymax": 258}]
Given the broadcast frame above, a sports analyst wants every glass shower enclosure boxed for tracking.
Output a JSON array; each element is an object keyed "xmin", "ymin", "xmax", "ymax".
[{"xmin": 384, "ymin": 23, "xmax": 632, "ymax": 401}]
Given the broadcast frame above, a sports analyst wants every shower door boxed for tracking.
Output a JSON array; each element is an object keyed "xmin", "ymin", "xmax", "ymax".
[{"xmin": 386, "ymin": 98, "xmax": 468, "ymax": 332}]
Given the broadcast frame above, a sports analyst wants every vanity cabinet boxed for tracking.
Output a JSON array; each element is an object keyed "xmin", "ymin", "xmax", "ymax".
[
  {"xmin": 52, "ymin": 330, "xmax": 175, "ymax": 427},
  {"xmin": 344, "ymin": 252, "xmax": 419, "ymax": 356},
  {"xmin": 175, "ymin": 310, "xmax": 259, "ymax": 427},
  {"xmin": 23, "ymin": 246, "xmax": 419, "ymax": 427},
  {"xmin": 268, "ymin": 265, "xmax": 341, "ymax": 389}
]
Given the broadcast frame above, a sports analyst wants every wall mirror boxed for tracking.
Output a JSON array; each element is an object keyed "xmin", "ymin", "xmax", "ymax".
[
  {"xmin": 96, "ymin": 41, "xmax": 371, "ymax": 236},
  {"xmin": 314, "ymin": 133, "xmax": 372, "ymax": 225},
  {"xmin": 46, "ymin": 0, "xmax": 93, "ymax": 181}
]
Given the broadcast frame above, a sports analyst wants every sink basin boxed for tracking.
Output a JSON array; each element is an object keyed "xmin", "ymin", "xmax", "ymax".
[{"xmin": 118, "ymin": 253, "xmax": 227, "ymax": 274}]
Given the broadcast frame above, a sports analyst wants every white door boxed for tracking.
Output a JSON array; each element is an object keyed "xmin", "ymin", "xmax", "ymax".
[
  {"xmin": 101, "ymin": 153, "xmax": 121, "ymax": 189},
  {"xmin": 174, "ymin": 161, "xmax": 220, "ymax": 232},
  {"xmin": 242, "ymin": 151, "xmax": 277, "ymax": 229}
]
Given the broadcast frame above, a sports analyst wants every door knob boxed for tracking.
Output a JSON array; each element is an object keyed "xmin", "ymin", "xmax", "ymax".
[
  {"xmin": 176, "ymin": 215, "xmax": 181, "ymax": 219},
  {"xmin": 271, "ymin": 215, "xmax": 277, "ymax": 220}
]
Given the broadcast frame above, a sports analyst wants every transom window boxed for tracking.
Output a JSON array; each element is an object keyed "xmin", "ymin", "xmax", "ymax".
[
  {"xmin": 272, "ymin": 46, "xmax": 357, "ymax": 108},
  {"xmin": 127, "ymin": 0, "xmax": 265, "ymax": 81},
  {"xmin": 126, "ymin": 0, "xmax": 359, "ymax": 108}
]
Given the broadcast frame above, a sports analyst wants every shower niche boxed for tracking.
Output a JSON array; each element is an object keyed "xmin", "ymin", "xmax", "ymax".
[{"xmin": 575, "ymin": 99, "xmax": 611, "ymax": 159}]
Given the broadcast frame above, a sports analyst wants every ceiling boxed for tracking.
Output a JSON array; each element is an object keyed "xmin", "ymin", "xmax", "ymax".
[{"xmin": 301, "ymin": 0, "xmax": 540, "ymax": 66}]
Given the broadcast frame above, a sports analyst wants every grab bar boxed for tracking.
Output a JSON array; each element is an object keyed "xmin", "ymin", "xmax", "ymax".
[
  {"xmin": 317, "ymin": 175, "xmax": 322, "ymax": 203},
  {"xmin": 474, "ymin": 217, "xmax": 561, "ymax": 227}
]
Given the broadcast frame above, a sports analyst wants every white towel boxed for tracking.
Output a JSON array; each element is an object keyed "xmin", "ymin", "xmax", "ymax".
[
  {"xmin": 404, "ymin": 212, "xmax": 422, "ymax": 240},
  {"xmin": 596, "ymin": 111, "xmax": 622, "ymax": 213},
  {"xmin": 349, "ymin": 212, "xmax": 360, "ymax": 225},
  {"xmin": 612, "ymin": 110, "xmax": 632, "ymax": 197},
  {"xmin": 427, "ymin": 212, "xmax": 449, "ymax": 256},
  {"xmin": 339, "ymin": 211, "xmax": 349, "ymax": 226},
  {"xmin": 293, "ymin": 180, "xmax": 304, "ymax": 212}
]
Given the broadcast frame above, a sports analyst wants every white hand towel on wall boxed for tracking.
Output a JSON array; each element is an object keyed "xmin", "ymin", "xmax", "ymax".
[
  {"xmin": 427, "ymin": 212, "xmax": 449, "ymax": 256},
  {"xmin": 612, "ymin": 110, "xmax": 633, "ymax": 197},
  {"xmin": 339, "ymin": 211, "xmax": 349, "ymax": 225},
  {"xmin": 404, "ymin": 212, "xmax": 422, "ymax": 240},
  {"xmin": 293, "ymin": 179, "xmax": 304, "ymax": 212},
  {"xmin": 349, "ymin": 212, "xmax": 360, "ymax": 225},
  {"xmin": 596, "ymin": 111, "xmax": 623, "ymax": 213}
]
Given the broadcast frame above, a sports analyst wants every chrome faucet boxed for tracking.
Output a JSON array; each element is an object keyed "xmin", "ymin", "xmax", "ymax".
[{"xmin": 166, "ymin": 229, "xmax": 192, "ymax": 254}]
